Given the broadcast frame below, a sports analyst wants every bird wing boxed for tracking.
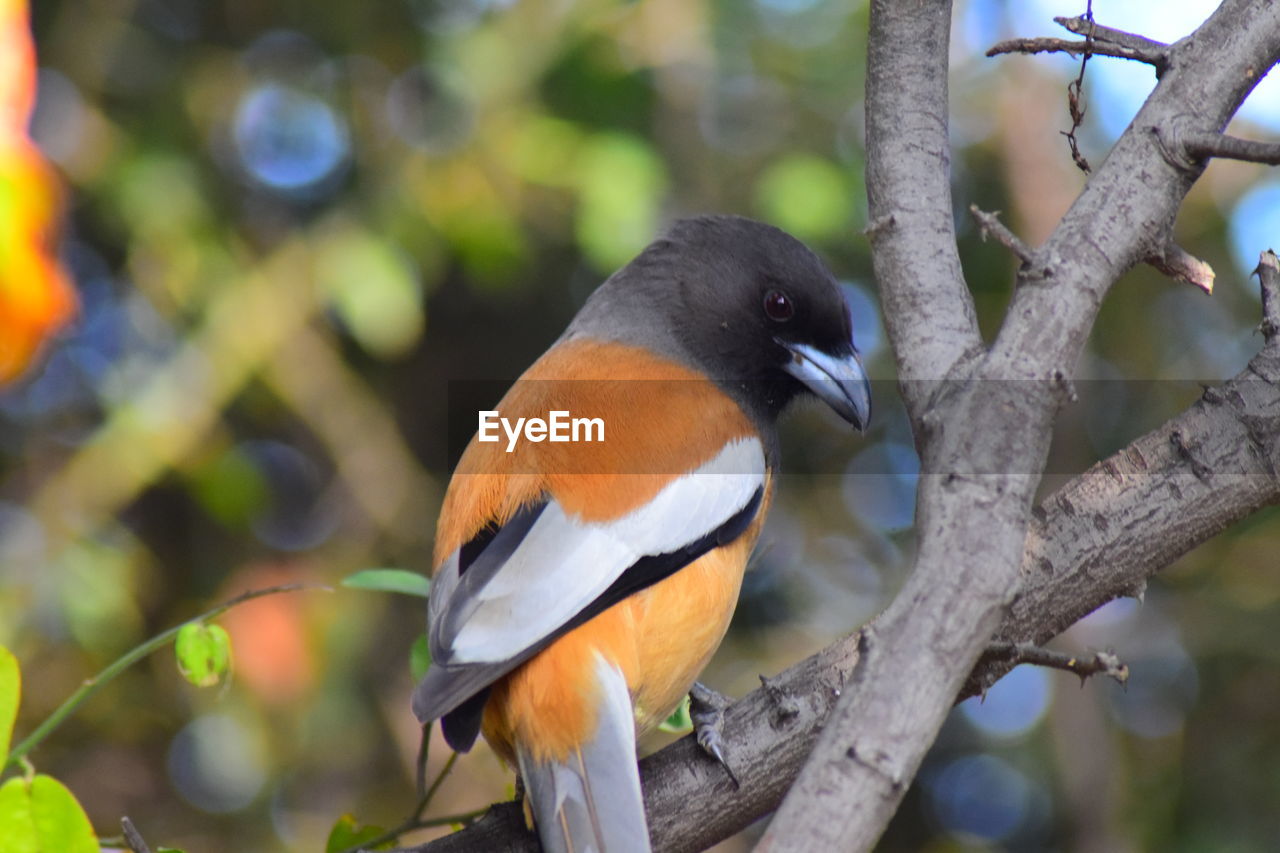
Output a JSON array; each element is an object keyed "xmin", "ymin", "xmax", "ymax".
[{"xmin": 412, "ymin": 436, "xmax": 765, "ymax": 741}]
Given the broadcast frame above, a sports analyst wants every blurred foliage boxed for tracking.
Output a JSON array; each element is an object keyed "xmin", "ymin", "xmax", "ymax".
[{"xmin": 0, "ymin": 0, "xmax": 1277, "ymax": 851}]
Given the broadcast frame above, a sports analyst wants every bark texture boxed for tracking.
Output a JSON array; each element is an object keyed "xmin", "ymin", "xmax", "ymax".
[{"xmin": 758, "ymin": 1, "xmax": 1280, "ymax": 848}]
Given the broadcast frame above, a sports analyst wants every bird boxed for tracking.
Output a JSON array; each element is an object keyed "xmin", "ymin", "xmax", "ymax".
[{"xmin": 412, "ymin": 214, "xmax": 871, "ymax": 853}]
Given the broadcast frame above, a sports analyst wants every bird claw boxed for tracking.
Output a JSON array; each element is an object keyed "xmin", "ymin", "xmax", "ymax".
[{"xmin": 689, "ymin": 682, "xmax": 740, "ymax": 789}]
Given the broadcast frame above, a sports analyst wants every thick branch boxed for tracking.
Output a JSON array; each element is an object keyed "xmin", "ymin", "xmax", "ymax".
[
  {"xmin": 863, "ymin": 0, "xmax": 979, "ymax": 428},
  {"xmin": 397, "ymin": 341, "xmax": 1280, "ymax": 853},
  {"xmin": 760, "ymin": 1, "xmax": 1280, "ymax": 850}
]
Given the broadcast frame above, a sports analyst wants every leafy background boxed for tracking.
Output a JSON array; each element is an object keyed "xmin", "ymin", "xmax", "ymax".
[{"xmin": 3, "ymin": 0, "xmax": 1280, "ymax": 850}]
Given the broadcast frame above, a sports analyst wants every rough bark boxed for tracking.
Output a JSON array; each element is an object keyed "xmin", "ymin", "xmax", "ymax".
[
  {"xmin": 391, "ymin": 2, "xmax": 1280, "ymax": 850},
  {"xmin": 757, "ymin": 1, "xmax": 1280, "ymax": 848}
]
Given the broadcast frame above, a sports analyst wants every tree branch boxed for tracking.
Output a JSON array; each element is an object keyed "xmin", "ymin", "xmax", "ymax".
[
  {"xmin": 394, "ymin": 333, "xmax": 1280, "ymax": 853},
  {"xmin": 986, "ymin": 36, "xmax": 1167, "ymax": 68},
  {"xmin": 988, "ymin": 15, "xmax": 1171, "ymax": 70},
  {"xmin": 1146, "ymin": 239, "xmax": 1216, "ymax": 293},
  {"xmin": 1054, "ymin": 14, "xmax": 1171, "ymax": 61},
  {"xmin": 863, "ymin": 0, "xmax": 980, "ymax": 430},
  {"xmin": 1184, "ymin": 131, "xmax": 1280, "ymax": 166},
  {"xmin": 758, "ymin": 1, "xmax": 1280, "ymax": 850},
  {"xmin": 1257, "ymin": 250, "xmax": 1280, "ymax": 342},
  {"xmin": 968, "ymin": 206, "xmax": 1039, "ymax": 269},
  {"xmin": 978, "ymin": 642, "xmax": 1129, "ymax": 688},
  {"xmin": 121, "ymin": 817, "xmax": 152, "ymax": 853}
]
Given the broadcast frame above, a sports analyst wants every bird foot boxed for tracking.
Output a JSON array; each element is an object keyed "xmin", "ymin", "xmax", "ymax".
[{"xmin": 689, "ymin": 681, "xmax": 739, "ymax": 789}]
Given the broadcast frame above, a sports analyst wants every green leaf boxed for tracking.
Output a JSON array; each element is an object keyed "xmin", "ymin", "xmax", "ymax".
[
  {"xmin": 174, "ymin": 623, "xmax": 233, "ymax": 688},
  {"xmin": 410, "ymin": 634, "xmax": 432, "ymax": 682},
  {"xmin": 325, "ymin": 813, "xmax": 387, "ymax": 853},
  {"xmin": 658, "ymin": 695, "xmax": 693, "ymax": 734},
  {"xmin": 341, "ymin": 569, "xmax": 430, "ymax": 598},
  {"xmin": 0, "ymin": 774, "xmax": 98, "ymax": 853},
  {"xmin": 0, "ymin": 646, "xmax": 18, "ymax": 764}
]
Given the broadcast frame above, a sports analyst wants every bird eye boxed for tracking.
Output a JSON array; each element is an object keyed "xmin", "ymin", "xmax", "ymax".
[{"xmin": 763, "ymin": 289, "xmax": 794, "ymax": 322}]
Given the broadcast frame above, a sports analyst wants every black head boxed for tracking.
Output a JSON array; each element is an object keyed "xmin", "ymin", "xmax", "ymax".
[{"xmin": 602, "ymin": 215, "xmax": 871, "ymax": 430}]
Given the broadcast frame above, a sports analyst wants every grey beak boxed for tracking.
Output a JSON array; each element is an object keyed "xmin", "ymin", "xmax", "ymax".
[{"xmin": 780, "ymin": 341, "xmax": 872, "ymax": 432}]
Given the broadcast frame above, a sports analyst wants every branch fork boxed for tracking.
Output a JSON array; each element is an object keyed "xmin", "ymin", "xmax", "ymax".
[{"xmin": 988, "ymin": 15, "xmax": 1170, "ymax": 73}]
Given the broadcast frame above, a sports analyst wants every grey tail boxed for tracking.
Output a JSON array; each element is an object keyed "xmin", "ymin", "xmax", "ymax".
[{"xmin": 517, "ymin": 654, "xmax": 651, "ymax": 853}]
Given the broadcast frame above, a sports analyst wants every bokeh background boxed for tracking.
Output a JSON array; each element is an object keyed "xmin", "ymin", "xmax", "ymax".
[{"xmin": 3, "ymin": 0, "xmax": 1280, "ymax": 850}]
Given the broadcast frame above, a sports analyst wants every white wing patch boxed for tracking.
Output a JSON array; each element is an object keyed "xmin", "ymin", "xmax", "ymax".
[{"xmin": 445, "ymin": 437, "xmax": 765, "ymax": 663}]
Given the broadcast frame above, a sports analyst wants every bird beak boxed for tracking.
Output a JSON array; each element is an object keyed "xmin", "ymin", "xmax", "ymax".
[{"xmin": 780, "ymin": 341, "xmax": 872, "ymax": 432}]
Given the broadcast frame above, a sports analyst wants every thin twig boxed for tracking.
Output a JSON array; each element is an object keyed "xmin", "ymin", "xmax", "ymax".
[
  {"xmin": 379, "ymin": 807, "xmax": 492, "ymax": 853},
  {"xmin": 986, "ymin": 37, "xmax": 1165, "ymax": 67},
  {"xmin": 982, "ymin": 641, "xmax": 1129, "ymax": 687},
  {"xmin": 3, "ymin": 583, "xmax": 327, "ymax": 770},
  {"xmin": 339, "ymin": 752, "xmax": 465, "ymax": 853},
  {"xmin": 415, "ymin": 723, "xmax": 432, "ymax": 801},
  {"xmin": 414, "ymin": 808, "xmax": 490, "ymax": 830},
  {"xmin": 121, "ymin": 817, "xmax": 152, "ymax": 853},
  {"xmin": 1054, "ymin": 14, "xmax": 1170, "ymax": 59},
  {"xmin": 1184, "ymin": 131, "xmax": 1280, "ymax": 165},
  {"xmin": 1063, "ymin": 1, "xmax": 1097, "ymax": 173},
  {"xmin": 422, "ymin": 751, "xmax": 460, "ymax": 809},
  {"xmin": 1148, "ymin": 241, "xmax": 1216, "ymax": 293},
  {"xmin": 1255, "ymin": 250, "xmax": 1280, "ymax": 343},
  {"xmin": 968, "ymin": 206, "xmax": 1037, "ymax": 267}
]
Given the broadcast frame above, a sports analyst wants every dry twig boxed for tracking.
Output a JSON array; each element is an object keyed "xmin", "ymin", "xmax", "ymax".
[
  {"xmin": 120, "ymin": 818, "xmax": 152, "ymax": 853},
  {"xmin": 986, "ymin": 37, "xmax": 1165, "ymax": 67},
  {"xmin": 1256, "ymin": 250, "xmax": 1280, "ymax": 343},
  {"xmin": 981, "ymin": 641, "xmax": 1129, "ymax": 688},
  {"xmin": 1054, "ymin": 14, "xmax": 1170, "ymax": 68},
  {"xmin": 969, "ymin": 206, "xmax": 1038, "ymax": 268},
  {"xmin": 1184, "ymin": 131, "xmax": 1280, "ymax": 166},
  {"xmin": 1147, "ymin": 240, "xmax": 1216, "ymax": 293}
]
